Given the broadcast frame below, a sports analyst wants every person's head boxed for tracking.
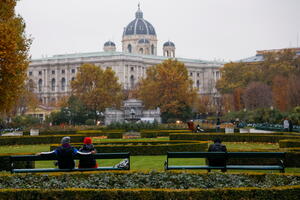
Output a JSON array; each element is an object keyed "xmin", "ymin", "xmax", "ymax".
[
  {"xmin": 83, "ymin": 137, "xmax": 92, "ymax": 145},
  {"xmin": 214, "ymin": 138, "xmax": 222, "ymax": 144},
  {"xmin": 61, "ymin": 136, "xmax": 70, "ymax": 145}
]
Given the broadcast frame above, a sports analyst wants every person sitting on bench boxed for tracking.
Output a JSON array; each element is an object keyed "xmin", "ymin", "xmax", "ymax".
[
  {"xmin": 39, "ymin": 136, "xmax": 95, "ymax": 169},
  {"xmin": 207, "ymin": 138, "xmax": 227, "ymax": 172},
  {"xmin": 78, "ymin": 137, "xmax": 98, "ymax": 168}
]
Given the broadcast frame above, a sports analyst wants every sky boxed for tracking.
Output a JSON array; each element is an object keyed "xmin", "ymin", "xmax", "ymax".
[{"xmin": 15, "ymin": 0, "xmax": 300, "ymax": 62}]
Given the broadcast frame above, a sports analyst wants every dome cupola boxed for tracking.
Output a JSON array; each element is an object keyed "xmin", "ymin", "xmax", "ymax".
[
  {"xmin": 163, "ymin": 41, "xmax": 176, "ymax": 57},
  {"xmin": 122, "ymin": 4, "xmax": 157, "ymax": 55},
  {"xmin": 103, "ymin": 41, "xmax": 116, "ymax": 52},
  {"xmin": 163, "ymin": 41, "xmax": 175, "ymax": 47},
  {"xmin": 123, "ymin": 4, "xmax": 156, "ymax": 36}
]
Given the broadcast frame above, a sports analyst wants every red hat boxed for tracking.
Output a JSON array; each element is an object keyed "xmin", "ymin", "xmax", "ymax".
[{"xmin": 83, "ymin": 137, "xmax": 92, "ymax": 144}]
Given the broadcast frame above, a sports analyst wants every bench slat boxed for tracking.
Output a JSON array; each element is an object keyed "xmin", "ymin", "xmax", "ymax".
[
  {"xmin": 10, "ymin": 153, "xmax": 130, "ymax": 161},
  {"xmin": 12, "ymin": 166, "xmax": 127, "ymax": 173}
]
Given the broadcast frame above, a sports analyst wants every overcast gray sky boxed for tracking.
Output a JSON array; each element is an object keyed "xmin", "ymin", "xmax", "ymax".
[{"xmin": 16, "ymin": 0, "xmax": 300, "ymax": 61}]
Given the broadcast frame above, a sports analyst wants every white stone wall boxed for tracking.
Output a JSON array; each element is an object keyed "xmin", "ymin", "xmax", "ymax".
[{"xmin": 28, "ymin": 53, "xmax": 222, "ymax": 105}]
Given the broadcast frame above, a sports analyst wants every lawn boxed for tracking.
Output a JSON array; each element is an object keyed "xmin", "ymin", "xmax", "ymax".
[{"xmin": 1, "ymin": 139, "xmax": 298, "ymax": 172}]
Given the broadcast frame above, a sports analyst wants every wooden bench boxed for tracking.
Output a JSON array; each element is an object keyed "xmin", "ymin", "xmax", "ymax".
[
  {"xmin": 165, "ymin": 152, "xmax": 286, "ymax": 173},
  {"xmin": 10, "ymin": 152, "xmax": 130, "ymax": 173}
]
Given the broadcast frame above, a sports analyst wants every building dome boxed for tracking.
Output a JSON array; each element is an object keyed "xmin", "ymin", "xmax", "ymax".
[
  {"xmin": 123, "ymin": 6, "xmax": 156, "ymax": 36},
  {"xmin": 163, "ymin": 41, "xmax": 175, "ymax": 47},
  {"xmin": 103, "ymin": 41, "xmax": 116, "ymax": 52},
  {"xmin": 104, "ymin": 41, "xmax": 116, "ymax": 47},
  {"xmin": 138, "ymin": 38, "xmax": 150, "ymax": 44}
]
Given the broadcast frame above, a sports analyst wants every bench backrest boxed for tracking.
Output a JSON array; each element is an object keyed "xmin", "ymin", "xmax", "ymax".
[
  {"xmin": 167, "ymin": 152, "xmax": 286, "ymax": 159},
  {"xmin": 10, "ymin": 153, "xmax": 130, "ymax": 162}
]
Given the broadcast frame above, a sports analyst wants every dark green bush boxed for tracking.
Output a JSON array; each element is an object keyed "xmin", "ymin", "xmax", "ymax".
[
  {"xmin": 170, "ymin": 133, "xmax": 300, "ymax": 143},
  {"xmin": 279, "ymin": 140, "xmax": 300, "ymax": 148},
  {"xmin": 1, "ymin": 172, "xmax": 300, "ymax": 200},
  {"xmin": 50, "ymin": 140, "xmax": 208, "ymax": 155}
]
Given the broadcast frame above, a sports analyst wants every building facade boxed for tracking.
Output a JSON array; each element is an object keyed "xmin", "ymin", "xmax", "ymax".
[{"xmin": 28, "ymin": 6, "xmax": 223, "ymax": 105}]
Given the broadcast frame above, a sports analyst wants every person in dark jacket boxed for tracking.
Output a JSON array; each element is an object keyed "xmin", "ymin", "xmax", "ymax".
[
  {"xmin": 289, "ymin": 120, "xmax": 293, "ymax": 132},
  {"xmin": 216, "ymin": 118, "xmax": 221, "ymax": 132},
  {"xmin": 78, "ymin": 137, "xmax": 98, "ymax": 168},
  {"xmin": 39, "ymin": 136, "xmax": 94, "ymax": 169},
  {"xmin": 207, "ymin": 138, "xmax": 227, "ymax": 172}
]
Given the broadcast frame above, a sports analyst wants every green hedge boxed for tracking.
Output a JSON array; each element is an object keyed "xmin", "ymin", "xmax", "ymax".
[
  {"xmin": 279, "ymin": 140, "xmax": 300, "ymax": 148},
  {"xmin": 50, "ymin": 140, "xmax": 209, "ymax": 155},
  {"xmin": 1, "ymin": 172, "xmax": 300, "ymax": 199},
  {"xmin": 0, "ymin": 132, "xmax": 123, "ymax": 146},
  {"xmin": 0, "ymin": 153, "xmax": 34, "ymax": 171},
  {"xmin": 170, "ymin": 133, "xmax": 300, "ymax": 143},
  {"xmin": 140, "ymin": 130, "xmax": 192, "ymax": 138},
  {"xmin": 0, "ymin": 186, "xmax": 300, "ymax": 200}
]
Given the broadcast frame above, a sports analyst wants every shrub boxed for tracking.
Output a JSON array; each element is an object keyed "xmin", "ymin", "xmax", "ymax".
[
  {"xmin": 85, "ymin": 119, "xmax": 95, "ymax": 125},
  {"xmin": 170, "ymin": 133, "xmax": 300, "ymax": 143},
  {"xmin": 50, "ymin": 140, "xmax": 208, "ymax": 155}
]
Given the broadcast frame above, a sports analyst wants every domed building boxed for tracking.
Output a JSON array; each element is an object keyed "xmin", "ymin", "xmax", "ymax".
[
  {"xmin": 103, "ymin": 41, "xmax": 116, "ymax": 52},
  {"xmin": 27, "ymin": 5, "xmax": 223, "ymax": 112},
  {"xmin": 122, "ymin": 5, "xmax": 157, "ymax": 55}
]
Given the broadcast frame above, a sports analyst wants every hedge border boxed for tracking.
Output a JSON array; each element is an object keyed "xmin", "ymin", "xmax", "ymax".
[
  {"xmin": 170, "ymin": 133, "xmax": 300, "ymax": 143},
  {"xmin": 50, "ymin": 140, "xmax": 209, "ymax": 155}
]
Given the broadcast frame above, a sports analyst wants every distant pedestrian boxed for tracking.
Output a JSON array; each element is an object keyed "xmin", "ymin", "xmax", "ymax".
[
  {"xmin": 289, "ymin": 119, "xmax": 293, "ymax": 132},
  {"xmin": 187, "ymin": 120, "xmax": 195, "ymax": 132},
  {"xmin": 216, "ymin": 118, "xmax": 221, "ymax": 132},
  {"xmin": 283, "ymin": 118, "xmax": 289, "ymax": 132}
]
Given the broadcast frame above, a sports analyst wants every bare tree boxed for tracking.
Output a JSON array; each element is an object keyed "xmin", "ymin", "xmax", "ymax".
[{"xmin": 243, "ymin": 82, "xmax": 272, "ymax": 110}]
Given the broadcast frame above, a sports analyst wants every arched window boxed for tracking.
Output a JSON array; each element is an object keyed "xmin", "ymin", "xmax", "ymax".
[
  {"xmin": 151, "ymin": 45, "xmax": 154, "ymax": 55},
  {"xmin": 38, "ymin": 79, "xmax": 42, "ymax": 92},
  {"xmin": 139, "ymin": 48, "xmax": 143, "ymax": 54},
  {"xmin": 196, "ymin": 80, "xmax": 200, "ymax": 89},
  {"xmin": 166, "ymin": 50, "xmax": 169, "ymax": 57},
  {"xmin": 128, "ymin": 44, "xmax": 132, "ymax": 53},
  {"xmin": 61, "ymin": 78, "xmax": 66, "ymax": 91},
  {"xmin": 130, "ymin": 75, "xmax": 135, "ymax": 89},
  {"xmin": 71, "ymin": 77, "xmax": 75, "ymax": 81},
  {"xmin": 51, "ymin": 78, "xmax": 56, "ymax": 91}
]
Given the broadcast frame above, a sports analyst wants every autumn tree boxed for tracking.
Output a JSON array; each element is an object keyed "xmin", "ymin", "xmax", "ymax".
[
  {"xmin": 0, "ymin": 0, "xmax": 31, "ymax": 114},
  {"xmin": 242, "ymin": 82, "xmax": 272, "ymax": 110},
  {"xmin": 136, "ymin": 59, "xmax": 197, "ymax": 122},
  {"xmin": 287, "ymin": 75, "xmax": 300, "ymax": 108},
  {"xmin": 71, "ymin": 63, "xmax": 123, "ymax": 119},
  {"xmin": 272, "ymin": 76, "xmax": 289, "ymax": 111},
  {"xmin": 10, "ymin": 80, "xmax": 39, "ymax": 115}
]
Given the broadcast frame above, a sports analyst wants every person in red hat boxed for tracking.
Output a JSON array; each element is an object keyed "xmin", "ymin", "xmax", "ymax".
[{"xmin": 78, "ymin": 137, "xmax": 98, "ymax": 168}]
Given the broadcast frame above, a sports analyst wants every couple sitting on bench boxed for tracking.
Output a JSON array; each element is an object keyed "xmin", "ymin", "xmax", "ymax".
[{"xmin": 39, "ymin": 136, "xmax": 97, "ymax": 169}]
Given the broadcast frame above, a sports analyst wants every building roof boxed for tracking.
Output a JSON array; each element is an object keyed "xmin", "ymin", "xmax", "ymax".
[
  {"xmin": 31, "ymin": 51, "xmax": 223, "ymax": 66},
  {"xmin": 123, "ymin": 6, "xmax": 156, "ymax": 36},
  {"xmin": 163, "ymin": 41, "xmax": 175, "ymax": 47},
  {"xmin": 104, "ymin": 41, "xmax": 116, "ymax": 47},
  {"xmin": 238, "ymin": 48, "xmax": 300, "ymax": 63}
]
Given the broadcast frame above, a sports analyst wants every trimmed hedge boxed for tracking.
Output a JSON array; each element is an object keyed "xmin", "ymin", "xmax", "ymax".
[
  {"xmin": 0, "ymin": 153, "xmax": 34, "ymax": 171},
  {"xmin": 50, "ymin": 140, "xmax": 209, "ymax": 155},
  {"xmin": 0, "ymin": 187, "xmax": 300, "ymax": 200},
  {"xmin": 279, "ymin": 140, "xmax": 300, "ymax": 148},
  {"xmin": 140, "ymin": 129, "xmax": 192, "ymax": 138},
  {"xmin": 170, "ymin": 133, "xmax": 300, "ymax": 143},
  {"xmin": 0, "ymin": 132, "xmax": 123, "ymax": 146},
  {"xmin": 1, "ymin": 172, "xmax": 300, "ymax": 199}
]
